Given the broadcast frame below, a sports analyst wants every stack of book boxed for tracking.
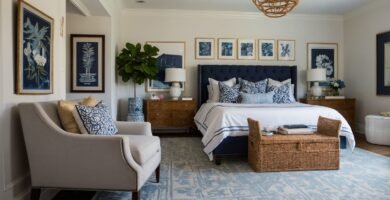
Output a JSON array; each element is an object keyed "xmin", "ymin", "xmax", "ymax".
[{"xmin": 278, "ymin": 124, "xmax": 314, "ymax": 135}]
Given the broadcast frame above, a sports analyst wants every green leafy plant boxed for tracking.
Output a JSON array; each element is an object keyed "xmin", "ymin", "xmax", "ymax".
[{"xmin": 116, "ymin": 43, "xmax": 159, "ymax": 97}]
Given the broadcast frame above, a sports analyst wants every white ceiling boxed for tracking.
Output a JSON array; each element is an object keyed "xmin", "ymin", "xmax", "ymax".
[{"xmin": 122, "ymin": 0, "xmax": 372, "ymax": 15}]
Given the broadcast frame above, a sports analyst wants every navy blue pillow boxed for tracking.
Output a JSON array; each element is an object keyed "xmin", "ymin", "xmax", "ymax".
[{"xmin": 219, "ymin": 82, "xmax": 241, "ymax": 103}]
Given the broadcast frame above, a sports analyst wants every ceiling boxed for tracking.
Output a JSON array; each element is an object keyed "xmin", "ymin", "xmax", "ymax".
[{"xmin": 122, "ymin": 0, "xmax": 372, "ymax": 15}]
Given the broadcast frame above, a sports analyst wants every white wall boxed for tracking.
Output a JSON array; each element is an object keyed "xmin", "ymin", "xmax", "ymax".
[
  {"xmin": 66, "ymin": 14, "xmax": 116, "ymax": 116},
  {"xmin": 344, "ymin": 0, "xmax": 390, "ymax": 133},
  {"xmin": 116, "ymin": 9, "xmax": 345, "ymax": 120},
  {"xmin": 0, "ymin": 0, "xmax": 66, "ymax": 199}
]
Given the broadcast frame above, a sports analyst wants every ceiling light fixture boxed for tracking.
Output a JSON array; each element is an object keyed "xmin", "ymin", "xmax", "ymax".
[{"xmin": 252, "ymin": 0, "xmax": 299, "ymax": 18}]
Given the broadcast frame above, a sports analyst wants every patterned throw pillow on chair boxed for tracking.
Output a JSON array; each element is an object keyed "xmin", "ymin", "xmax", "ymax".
[
  {"xmin": 73, "ymin": 101, "xmax": 118, "ymax": 135},
  {"xmin": 219, "ymin": 82, "xmax": 241, "ymax": 103}
]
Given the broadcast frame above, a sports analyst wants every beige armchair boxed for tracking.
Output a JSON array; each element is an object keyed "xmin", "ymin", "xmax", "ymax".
[{"xmin": 18, "ymin": 100, "xmax": 161, "ymax": 200}]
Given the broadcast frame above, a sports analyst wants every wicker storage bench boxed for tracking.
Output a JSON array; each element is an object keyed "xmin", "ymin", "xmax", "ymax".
[{"xmin": 248, "ymin": 116, "xmax": 341, "ymax": 172}]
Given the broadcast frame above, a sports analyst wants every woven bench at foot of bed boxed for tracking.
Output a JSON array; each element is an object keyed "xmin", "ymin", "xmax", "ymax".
[{"xmin": 247, "ymin": 117, "xmax": 341, "ymax": 172}]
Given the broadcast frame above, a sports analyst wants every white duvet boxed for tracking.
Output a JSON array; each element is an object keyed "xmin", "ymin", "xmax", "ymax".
[{"xmin": 194, "ymin": 102, "xmax": 355, "ymax": 160}]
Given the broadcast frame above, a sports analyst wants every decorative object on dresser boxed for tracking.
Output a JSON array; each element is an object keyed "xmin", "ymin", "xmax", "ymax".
[
  {"xmin": 165, "ymin": 68, "xmax": 186, "ymax": 100},
  {"xmin": 376, "ymin": 30, "xmax": 390, "ymax": 95},
  {"xmin": 307, "ymin": 68, "xmax": 327, "ymax": 97},
  {"xmin": 146, "ymin": 41, "xmax": 186, "ymax": 92},
  {"xmin": 252, "ymin": 0, "xmax": 300, "ymax": 18},
  {"xmin": 145, "ymin": 99, "xmax": 196, "ymax": 134},
  {"xmin": 277, "ymin": 40, "xmax": 295, "ymax": 61},
  {"xmin": 248, "ymin": 116, "xmax": 341, "ymax": 172},
  {"xmin": 218, "ymin": 38, "xmax": 236, "ymax": 59},
  {"xmin": 116, "ymin": 42, "xmax": 160, "ymax": 121},
  {"xmin": 238, "ymin": 39, "xmax": 256, "ymax": 60},
  {"xmin": 71, "ymin": 34, "xmax": 105, "ymax": 93},
  {"xmin": 300, "ymin": 98, "xmax": 356, "ymax": 130},
  {"xmin": 328, "ymin": 79, "xmax": 345, "ymax": 96},
  {"xmin": 16, "ymin": 1, "xmax": 54, "ymax": 95},
  {"xmin": 258, "ymin": 39, "xmax": 276, "ymax": 60},
  {"xmin": 307, "ymin": 43, "xmax": 338, "ymax": 81},
  {"xmin": 195, "ymin": 38, "xmax": 215, "ymax": 59}
]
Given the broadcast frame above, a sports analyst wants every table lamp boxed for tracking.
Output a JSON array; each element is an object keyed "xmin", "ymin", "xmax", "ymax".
[
  {"xmin": 165, "ymin": 68, "xmax": 186, "ymax": 100},
  {"xmin": 307, "ymin": 68, "xmax": 326, "ymax": 97}
]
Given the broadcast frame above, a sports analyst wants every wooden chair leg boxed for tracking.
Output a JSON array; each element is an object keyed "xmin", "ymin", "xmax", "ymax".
[
  {"xmin": 132, "ymin": 191, "xmax": 140, "ymax": 200},
  {"xmin": 30, "ymin": 188, "xmax": 41, "ymax": 200},
  {"xmin": 155, "ymin": 165, "xmax": 160, "ymax": 183}
]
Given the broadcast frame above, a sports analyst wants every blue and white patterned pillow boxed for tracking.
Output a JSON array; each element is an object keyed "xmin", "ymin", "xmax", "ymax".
[
  {"xmin": 219, "ymin": 82, "xmax": 241, "ymax": 103},
  {"xmin": 240, "ymin": 91, "xmax": 274, "ymax": 104},
  {"xmin": 239, "ymin": 78, "xmax": 268, "ymax": 94},
  {"xmin": 267, "ymin": 83, "xmax": 293, "ymax": 104},
  {"xmin": 73, "ymin": 101, "xmax": 118, "ymax": 135}
]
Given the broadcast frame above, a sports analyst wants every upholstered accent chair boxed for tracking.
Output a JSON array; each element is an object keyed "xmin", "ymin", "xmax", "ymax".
[{"xmin": 18, "ymin": 100, "xmax": 161, "ymax": 200}]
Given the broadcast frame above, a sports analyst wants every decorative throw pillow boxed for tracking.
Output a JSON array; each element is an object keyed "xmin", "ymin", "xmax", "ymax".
[
  {"xmin": 239, "ymin": 78, "xmax": 268, "ymax": 94},
  {"xmin": 208, "ymin": 78, "xmax": 236, "ymax": 102},
  {"xmin": 268, "ymin": 83, "xmax": 293, "ymax": 104},
  {"xmin": 73, "ymin": 101, "xmax": 118, "ymax": 135},
  {"xmin": 267, "ymin": 78, "xmax": 296, "ymax": 102},
  {"xmin": 219, "ymin": 82, "xmax": 241, "ymax": 103},
  {"xmin": 240, "ymin": 91, "xmax": 274, "ymax": 104},
  {"xmin": 57, "ymin": 96, "xmax": 97, "ymax": 133}
]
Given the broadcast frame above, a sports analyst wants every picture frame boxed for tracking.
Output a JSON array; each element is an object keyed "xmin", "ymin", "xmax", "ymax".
[
  {"xmin": 278, "ymin": 40, "xmax": 295, "ymax": 61},
  {"xmin": 258, "ymin": 39, "xmax": 276, "ymax": 60},
  {"xmin": 238, "ymin": 39, "xmax": 256, "ymax": 60},
  {"xmin": 146, "ymin": 41, "xmax": 186, "ymax": 92},
  {"xmin": 376, "ymin": 31, "xmax": 390, "ymax": 95},
  {"xmin": 71, "ymin": 34, "xmax": 105, "ymax": 93},
  {"xmin": 218, "ymin": 38, "xmax": 236, "ymax": 59},
  {"xmin": 16, "ymin": 1, "xmax": 54, "ymax": 94},
  {"xmin": 195, "ymin": 38, "xmax": 215, "ymax": 59},
  {"xmin": 307, "ymin": 43, "xmax": 338, "ymax": 82}
]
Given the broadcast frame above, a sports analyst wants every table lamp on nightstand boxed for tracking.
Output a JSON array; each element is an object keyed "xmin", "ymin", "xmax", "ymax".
[
  {"xmin": 165, "ymin": 68, "xmax": 186, "ymax": 100},
  {"xmin": 307, "ymin": 68, "xmax": 327, "ymax": 97}
]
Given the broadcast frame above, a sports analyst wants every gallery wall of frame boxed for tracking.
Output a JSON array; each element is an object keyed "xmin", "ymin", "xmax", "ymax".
[{"xmin": 194, "ymin": 37, "xmax": 295, "ymax": 61}]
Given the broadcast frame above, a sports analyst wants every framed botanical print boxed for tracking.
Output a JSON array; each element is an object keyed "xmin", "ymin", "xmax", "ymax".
[
  {"xmin": 146, "ymin": 41, "xmax": 185, "ymax": 92},
  {"xmin": 278, "ymin": 40, "xmax": 295, "ymax": 61},
  {"xmin": 195, "ymin": 38, "xmax": 214, "ymax": 59},
  {"xmin": 71, "ymin": 34, "xmax": 105, "ymax": 93},
  {"xmin": 307, "ymin": 43, "xmax": 338, "ymax": 81},
  {"xmin": 258, "ymin": 39, "xmax": 276, "ymax": 60},
  {"xmin": 17, "ymin": 1, "xmax": 54, "ymax": 94},
  {"xmin": 377, "ymin": 31, "xmax": 390, "ymax": 95},
  {"xmin": 218, "ymin": 38, "xmax": 236, "ymax": 59},
  {"xmin": 238, "ymin": 39, "xmax": 256, "ymax": 60}
]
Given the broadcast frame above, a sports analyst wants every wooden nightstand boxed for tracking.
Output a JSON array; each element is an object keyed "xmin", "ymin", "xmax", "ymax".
[
  {"xmin": 300, "ymin": 98, "xmax": 356, "ymax": 130},
  {"xmin": 144, "ymin": 99, "xmax": 197, "ymax": 134}
]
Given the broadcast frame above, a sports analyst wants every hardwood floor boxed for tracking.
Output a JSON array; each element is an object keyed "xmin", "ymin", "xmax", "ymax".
[{"xmin": 355, "ymin": 133, "xmax": 390, "ymax": 157}]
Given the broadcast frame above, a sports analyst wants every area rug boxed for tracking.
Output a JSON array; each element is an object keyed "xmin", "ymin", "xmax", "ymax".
[{"xmin": 93, "ymin": 137, "xmax": 390, "ymax": 200}]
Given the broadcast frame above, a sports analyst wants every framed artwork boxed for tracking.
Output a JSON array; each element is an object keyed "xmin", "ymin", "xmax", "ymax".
[
  {"xmin": 195, "ymin": 38, "xmax": 214, "ymax": 59},
  {"xmin": 238, "ymin": 39, "xmax": 256, "ymax": 60},
  {"xmin": 278, "ymin": 40, "xmax": 295, "ymax": 61},
  {"xmin": 307, "ymin": 43, "xmax": 338, "ymax": 82},
  {"xmin": 146, "ymin": 41, "xmax": 185, "ymax": 92},
  {"xmin": 218, "ymin": 38, "xmax": 236, "ymax": 59},
  {"xmin": 258, "ymin": 39, "xmax": 276, "ymax": 60},
  {"xmin": 17, "ymin": 1, "xmax": 54, "ymax": 94},
  {"xmin": 376, "ymin": 31, "xmax": 390, "ymax": 95},
  {"xmin": 71, "ymin": 34, "xmax": 105, "ymax": 93}
]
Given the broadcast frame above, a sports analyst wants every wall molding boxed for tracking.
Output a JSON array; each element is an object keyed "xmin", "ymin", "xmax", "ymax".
[
  {"xmin": 69, "ymin": 0, "xmax": 91, "ymax": 16},
  {"xmin": 121, "ymin": 8, "xmax": 343, "ymax": 21}
]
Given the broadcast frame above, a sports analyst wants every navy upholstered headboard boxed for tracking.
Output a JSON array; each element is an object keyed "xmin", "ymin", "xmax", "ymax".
[{"xmin": 197, "ymin": 65, "xmax": 298, "ymax": 108}]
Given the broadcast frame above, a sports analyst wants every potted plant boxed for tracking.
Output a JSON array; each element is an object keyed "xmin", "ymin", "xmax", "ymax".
[{"xmin": 116, "ymin": 43, "xmax": 159, "ymax": 121}]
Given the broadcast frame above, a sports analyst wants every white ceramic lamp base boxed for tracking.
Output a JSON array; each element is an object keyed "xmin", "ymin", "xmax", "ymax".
[
  {"xmin": 311, "ymin": 82, "xmax": 322, "ymax": 97},
  {"xmin": 170, "ymin": 82, "xmax": 181, "ymax": 100}
]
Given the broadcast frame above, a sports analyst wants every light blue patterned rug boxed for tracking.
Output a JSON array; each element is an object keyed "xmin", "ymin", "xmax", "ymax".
[{"xmin": 93, "ymin": 137, "xmax": 390, "ymax": 200}]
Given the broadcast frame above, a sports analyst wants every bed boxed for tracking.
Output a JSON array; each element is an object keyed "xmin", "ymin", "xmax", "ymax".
[{"xmin": 195, "ymin": 64, "xmax": 355, "ymax": 164}]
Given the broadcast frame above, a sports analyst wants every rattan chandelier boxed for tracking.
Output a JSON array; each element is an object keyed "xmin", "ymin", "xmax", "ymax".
[{"xmin": 252, "ymin": 0, "xmax": 299, "ymax": 18}]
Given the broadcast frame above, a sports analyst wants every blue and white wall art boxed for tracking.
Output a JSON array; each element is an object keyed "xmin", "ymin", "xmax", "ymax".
[
  {"xmin": 259, "ymin": 39, "xmax": 276, "ymax": 60},
  {"xmin": 307, "ymin": 43, "xmax": 338, "ymax": 81},
  {"xmin": 17, "ymin": 1, "xmax": 54, "ymax": 94},
  {"xmin": 195, "ymin": 38, "xmax": 214, "ymax": 59},
  {"xmin": 238, "ymin": 39, "xmax": 255, "ymax": 60},
  {"xmin": 218, "ymin": 38, "xmax": 236, "ymax": 59},
  {"xmin": 278, "ymin": 40, "xmax": 295, "ymax": 61},
  {"xmin": 71, "ymin": 35, "xmax": 105, "ymax": 92}
]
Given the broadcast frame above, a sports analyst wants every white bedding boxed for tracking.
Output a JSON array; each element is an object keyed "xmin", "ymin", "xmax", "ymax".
[{"xmin": 194, "ymin": 102, "xmax": 355, "ymax": 160}]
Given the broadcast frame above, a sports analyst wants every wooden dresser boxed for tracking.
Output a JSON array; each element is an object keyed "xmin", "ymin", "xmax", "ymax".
[
  {"xmin": 144, "ymin": 100, "xmax": 197, "ymax": 133},
  {"xmin": 300, "ymin": 98, "xmax": 356, "ymax": 130}
]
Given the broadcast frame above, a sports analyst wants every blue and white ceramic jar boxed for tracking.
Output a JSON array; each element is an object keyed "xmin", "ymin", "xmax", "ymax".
[{"xmin": 127, "ymin": 97, "xmax": 144, "ymax": 122}]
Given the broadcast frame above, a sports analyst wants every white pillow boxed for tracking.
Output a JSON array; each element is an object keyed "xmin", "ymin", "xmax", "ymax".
[
  {"xmin": 208, "ymin": 78, "xmax": 236, "ymax": 103},
  {"xmin": 267, "ymin": 78, "xmax": 296, "ymax": 102}
]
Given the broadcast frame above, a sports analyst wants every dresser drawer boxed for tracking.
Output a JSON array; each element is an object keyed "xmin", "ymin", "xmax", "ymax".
[
  {"xmin": 172, "ymin": 111, "xmax": 195, "ymax": 127},
  {"xmin": 320, "ymin": 100, "xmax": 354, "ymax": 110}
]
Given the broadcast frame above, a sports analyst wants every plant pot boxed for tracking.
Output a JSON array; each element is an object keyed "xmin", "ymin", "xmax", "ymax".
[{"xmin": 127, "ymin": 97, "xmax": 144, "ymax": 122}]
